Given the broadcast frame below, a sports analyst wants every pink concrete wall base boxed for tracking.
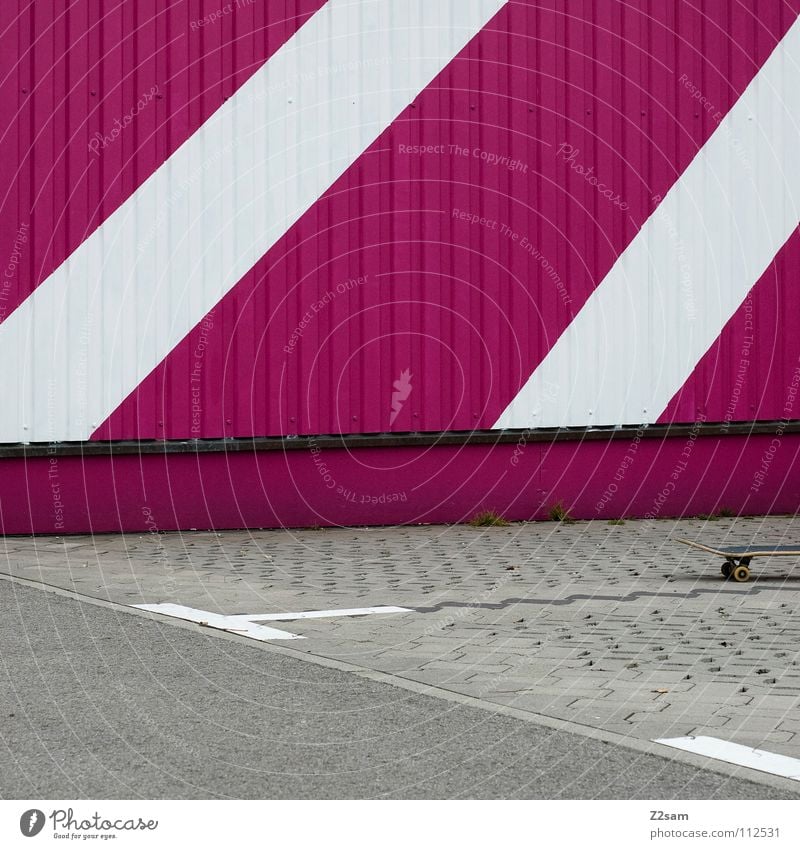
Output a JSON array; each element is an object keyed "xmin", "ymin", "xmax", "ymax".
[{"xmin": 1, "ymin": 434, "xmax": 798, "ymax": 535}]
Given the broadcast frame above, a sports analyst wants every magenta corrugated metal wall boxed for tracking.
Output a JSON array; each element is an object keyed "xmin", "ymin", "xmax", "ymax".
[{"xmin": 1, "ymin": 1, "xmax": 799, "ymax": 441}]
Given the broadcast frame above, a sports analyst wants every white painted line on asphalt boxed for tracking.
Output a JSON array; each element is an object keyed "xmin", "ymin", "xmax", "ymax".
[
  {"xmin": 655, "ymin": 736, "xmax": 800, "ymax": 781},
  {"xmin": 246, "ymin": 606, "xmax": 411, "ymax": 622},
  {"xmin": 133, "ymin": 603, "xmax": 412, "ymax": 642},
  {"xmin": 133, "ymin": 604, "xmax": 303, "ymax": 641}
]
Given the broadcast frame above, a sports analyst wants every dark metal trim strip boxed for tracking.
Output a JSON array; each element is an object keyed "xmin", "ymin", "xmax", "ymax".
[{"xmin": 1, "ymin": 420, "xmax": 798, "ymax": 458}]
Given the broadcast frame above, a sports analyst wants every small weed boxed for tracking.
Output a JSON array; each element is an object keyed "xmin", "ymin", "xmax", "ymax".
[
  {"xmin": 696, "ymin": 513, "xmax": 718, "ymax": 521},
  {"xmin": 607, "ymin": 518, "xmax": 626, "ymax": 525},
  {"xmin": 468, "ymin": 509, "xmax": 510, "ymax": 527},
  {"xmin": 718, "ymin": 507, "xmax": 735, "ymax": 518},
  {"xmin": 548, "ymin": 500, "xmax": 575, "ymax": 523}
]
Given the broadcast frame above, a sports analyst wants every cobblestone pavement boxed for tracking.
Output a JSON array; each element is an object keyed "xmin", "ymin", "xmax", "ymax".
[{"xmin": 3, "ymin": 516, "xmax": 800, "ymax": 760}]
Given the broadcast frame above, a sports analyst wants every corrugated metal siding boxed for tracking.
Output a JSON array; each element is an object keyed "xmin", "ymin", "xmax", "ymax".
[
  {"xmin": 0, "ymin": 0, "xmax": 326, "ymax": 316},
  {"xmin": 1, "ymin": 1, "xmax": 799, "ymax": 442},
  {"xmin": 495, "ymin": 8, "xmax": 800, "ymax": 429},
  {"xmin": 660, "ymin": 229, "xmax": 800, "ymax": 426}
]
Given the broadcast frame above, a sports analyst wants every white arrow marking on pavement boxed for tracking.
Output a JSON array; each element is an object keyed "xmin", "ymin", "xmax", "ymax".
[
  {"xmin": 655, "ymin": 736, "xmax": 800, "ymax": 780},
  {"xmin": 134, "ymin": 602, "xmax": 412, "ymax": 641},
  {"xmin": 0, "ymin": 0, "xmax": 507, "ymax": 442},
  {"xmin": 496, "ymin": 16, "xmax": 800, "ymax": 429}
]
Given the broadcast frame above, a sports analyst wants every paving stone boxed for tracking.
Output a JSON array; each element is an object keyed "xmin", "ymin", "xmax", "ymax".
[
  {"xmin": 761, "ymin": 731, "xmax": 796, "ymax": 744},
  {"xmin": 719, "ymin": 716, "xmax": 789, "ymax": 734},
  {"xmin": 422, "ymin": 661, "xmax": 512, "ymax": 675},
  {"xmin": 485, "ymin": 692, "xmax": 585, "ymax": 714},
  {"xmin": 747, "ymin": 695, "xmax": 800, "ymax": 709}
]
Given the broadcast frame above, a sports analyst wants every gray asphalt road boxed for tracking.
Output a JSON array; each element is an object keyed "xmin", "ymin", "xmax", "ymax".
[{"xmin": 0, "ymin": 581, "xmax": 795, "ymax": 800}]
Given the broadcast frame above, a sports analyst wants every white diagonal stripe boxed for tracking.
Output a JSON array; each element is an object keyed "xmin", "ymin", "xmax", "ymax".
[
  {"xmin": 655, "ymin": 736, "xmax": 800, "ymax": 780},
  {"xmin": 134, "ymin": 603, "xmax": 303, "ymax": 641},
  {"xmin": 133, "ymin": 602, "xmax": 412, "ymax": 641},
  {"xmin": 495, "ymin": 17, "xmax": 800, "ymax": 430},
  {"xmin": 0, "ymin": 0, "xmax": 506, "ymax": 443},
  {"xmin": 243, "ymin": 606, "xmax": 411, "ymax": 621}
]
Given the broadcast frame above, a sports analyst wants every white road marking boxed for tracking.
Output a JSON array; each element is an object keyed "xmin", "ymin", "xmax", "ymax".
[
  {"xmin": 0, "ymin": 0, "xmax": 507, "ymax": 442},
  {"xmin": 133, "ymin": 602, "xmax": 412, "ymax": 641},
  {"xmin": 495, "ymin": 16, "xmax": 800, "ymax": 429},
  {"xmin": 133, "ymin": 604, "xmax": 303, "ymax": 640},
  {"xmin": 247, "ymin": 606, "xmax": 410, "ymax": 621},
  {"xmin": 655, "ymin": 736, "xmax": 800, "ymax": 780}
]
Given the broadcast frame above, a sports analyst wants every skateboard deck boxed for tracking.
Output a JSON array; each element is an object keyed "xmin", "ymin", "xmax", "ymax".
[{"xmin": 676, "ymin": 538, "xmax": 800, "ymax": 582}]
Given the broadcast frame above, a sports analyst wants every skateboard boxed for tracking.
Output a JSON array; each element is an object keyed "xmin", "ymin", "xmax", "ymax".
[{"xmin": 676, "ymin": 538, "xmax": 800, "ymax": 582}]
